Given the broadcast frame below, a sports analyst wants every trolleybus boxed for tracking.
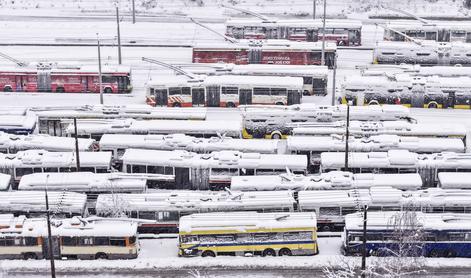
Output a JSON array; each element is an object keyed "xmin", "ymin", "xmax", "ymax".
[{"xmin": 0, "ymin": 132, "xmax": 94, "ymax": 153}]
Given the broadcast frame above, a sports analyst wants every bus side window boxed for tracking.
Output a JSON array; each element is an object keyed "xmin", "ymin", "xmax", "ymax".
[{"xmin": 109, "ymin": 238, "xmax": 126, "ymax": 247}]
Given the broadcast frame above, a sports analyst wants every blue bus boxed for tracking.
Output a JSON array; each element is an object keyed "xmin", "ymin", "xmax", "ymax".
[{"xmin": 343, "ymin": 211, "xmax": 471, "ymax": 258}]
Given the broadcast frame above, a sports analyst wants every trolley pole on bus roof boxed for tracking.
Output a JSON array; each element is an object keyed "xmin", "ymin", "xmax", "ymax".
[
  {"xmin": 45, "ymin": 174, "xmax": 56, "ymax": 278},
  {"xmin": 320, "ymin": 0, "xmax": 327, "ymax": 66},
  {"xmin": 331, "ymin": 53, "xmax": 337, "ymax": 106},
  {"xmin": 97, "ymin": 34, "xmax": 104, "ymax": 105},
  {"xmin": 73, "ymin": 118, "xmax": 81, "ymax": 171},
  {"xmin": 313, "ymin": 0, "xmax": 316, "ymax": 19},
  {"xmin": 361, "ymin": 205, "xmax": 368, "ymax": 278},
  {"xmin": 132, "ymin": 0, "xmax": 136, "ymax": 24},
  {"xmin": 116, "ymin": 6, "xmax": 122, "ymax": 64}
]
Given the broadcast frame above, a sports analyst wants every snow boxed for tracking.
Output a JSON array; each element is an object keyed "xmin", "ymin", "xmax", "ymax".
[
  {"xmin": 438, "ymin": 172, "xmax": 471, "ymax": 189},
  {"xmin": 0, "ymin": 173, "xmax": 11, "ymax": 191},
  {"xmin": 0, "ymin": 132, "xmax": 94, "ymax": 152}
]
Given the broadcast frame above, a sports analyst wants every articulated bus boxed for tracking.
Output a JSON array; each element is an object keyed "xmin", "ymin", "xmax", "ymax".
[
  {"xmin": 226, "ymin": 19, "xmax": 362, "ymax": 46},
  {"xmin": 179, "ymin": 63, "xmax": 329, "ymax": 96},
  {"xmin": 145, "ymin": 75, "xmax": 303, "ymax": 107},
  {"xmin": 344, "ymin": 211, "xmax": 471, "ymax": 257},
  {"xmin": 384, "ymin": 21, "xmax": 471, "ymax": 43},
  {"xmin": 193, "ymin": 40, "xmax": 337, "ymax": 69},
  {"xmin": 0, "ymin": 214, "xmax": 138, "ymax": 260},
  {"xmin": 179, "ymin": 212, "xmax": 318, "ymax": 257},
  {"xmin": 342, "ymin": 73, "xmax": 471, "ymax": 109}
]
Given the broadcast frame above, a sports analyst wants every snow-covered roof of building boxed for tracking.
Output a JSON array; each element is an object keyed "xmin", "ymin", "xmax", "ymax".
[
  {"xmin": 18, "ymin": 172, "xmax": 146, "ymax": 193},
  {"xmin": 321, "ymin": 150, "xmax": 471, "ymax": 170},
  {"xmin": 0, "ymin": 215, "xmax": 137, "ymax": 237},
  {"xmin": 0, "ymin": 191, "xmax": 86, "ymax": 215},
  {"xmin": 230, "ymin": 171, "xmax": 422, "ymax": 191},
  {"xmin": 0, "ymin": 132, "xmax": 94, "ymax": 152},
  {"xmin": 122, "ymin": 149, "xmax": 307, "ymax": 170},
  {"xmin": 96, "ymin": 190, "xmax": 295, "ymax": 214},
  {"xmin": 179, "ymin": 211, "xmax": 317, "ymax": 234},
  {"xmin": 287, "ymin": 135, "xmax": 464, "ymax": 153}
]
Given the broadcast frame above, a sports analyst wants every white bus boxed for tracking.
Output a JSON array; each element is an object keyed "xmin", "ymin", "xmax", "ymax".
[
  {"xmin": 96, "ymin": 190, "xmax": 295, "ymax": 233},
  {"xmin": 99, "ymin": 133, "xmax": 281, "ymax": 161},
  {"xmin": 0, "ymin": 150, "xmax": 112, "ymax": 185},
  {"xmin": 373, "ymin": 41, "xmax": 471, "ymax": 66},
  {"xmin": 230, "ymin": 171, "xmax": 423, "ymax": 191},
  {"xmin": 0, "ymin": 191, "xmax": 87, "ymax": 217},
  {"xmin": 145, "ymin": 75, "xmax": 303, "ymax": 108},
  {"xmin": 359, "ymin": 64, "xmax": 471, "ymax": 78},
  {"xmin": 288, "ymin": 135, "xmax": 465, "ymax": 171},
  {"xmin": 35, "ymin": 105, "xmax": 207, "ymax": 137},
  {"xmin": 0, "ymin": 115, "xmax": 36, "ymax": 135},
  {"xmin": 298, "ymin": 186, "xmax": 471, "ymax": 231},
  {"xmin": 241, "ymin": 104, "xmax": 412, "ymax": 139},
  {"xmin": 66, "ymin": 119, "xmax": 242, "ymax": 141},
  {"xmin": 321, "ymin": 150, "xmax": 471, "ymax": 186},
  {"xmin": 179, "ymin": 63, "xmax": 329, "ymax": 96},
  {"xmin": 122, "ymin": 149, "xmax": 307, "ymax": 190},
  {"xmin": 0, "ymin": 132, "xmax": 94, "ymax": 153},
  {"xmin": 437, "ymin": 172, "xmax": 471, "ymax": 189},
  {"xmin": 384, "ymin": 21, "xmax": 471, "ymax": 43},
  {"xmin": 0, "ymin": 215, "xmax": 138, "ymax": 260}
]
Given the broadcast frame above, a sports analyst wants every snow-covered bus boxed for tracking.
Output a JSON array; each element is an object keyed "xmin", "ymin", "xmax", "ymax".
[
  {"xmin": 179, "ymin": 63, "xmax": 329, "ymax": 96},
  {"xmin": 0, "ymin": 215, "xmax": 138, "ymax": 260},
  {"xmin": 0, "ymin": 150, "xmax": 112, "ymax": 185},
  {"xmin": 384, "ymin": 21, "xmax": 471, "ymax": 43},
  {"xmin": 35, "ymin": 105, "xmax": 206, "ymax": 137},
  {"xmin": 226, "ymin": 18, "xmax": 362, "ymax": 46},
  {"xmin": 193, "ymin": 40, "xmax": 337, "ymax": 69},
  {"xmin": 231, "ymin": 171, "xmax": 423, "ymax": 191},
  {"xmin": 145, "ymin": 75, "xmax": 303, "ymax": 107},
  {"xmin": 0, "ymin": 115, "xmax": 36, "ymax": 135},
  {"xmin": 179, "ymin": 211, "xmax": 318, "ymax": 257},
  {"xmin": 0, "ymin": 132, "xmax": 94, "ymax": 153},
  {"xmin": 241, "ymin": 104, "xmax": 412, "ymax": 139},
  {"xmin": 437, "ymin": 172, "xmax": 471, "ymax": 189},
  {"xmin": 99, "ymin": 134, "xmax": 280, "ymax": 161},
  {"xmin": 122, "ymin": 149, "xmax": 307, "ymax": 190},
  {"xmin": 96, "ymin": 191, "xmax": 295, "ymax": 233},
  {"xmin": 321, "ymin": 150, "xmax": 471, "ymax": 186},
  {"xmin": 344, "ymin": 211, "xmax": 471, "ymax": 257},
  {"xmin": 66, "ymin": 119, "xmax": 242, "ymax": 141},
  {"xmin": 373, "ymin": 41, "xmax": 471, "ymax": 66},
  {"xmin": 342, "ymin": 73, "xmax": 471, "ymax": 109}
]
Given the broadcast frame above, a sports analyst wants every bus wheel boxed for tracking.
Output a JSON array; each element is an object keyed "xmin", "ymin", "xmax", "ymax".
[
  {"xmin": 428, "ymin": 102, "xmax": 438, "ymax": 109},
  {"xmin": 3, "ymin": 86, "xmax": 12, "ymax": 92},
  {"xmin": 271, "ymin": 132, "xmax": 282, "ymax": 140},
  {"xmin": 23, "ymin": 252, "xmax": 37, "ymax": 260},
  {"xmin": 226, "ymin": 102, "xmax": 236, "ymax": 108},
  {"xmin": 275, "ymin": 102, "xmax": 284, "ymax": 106},
  {"xmin": 104, "ymin": 87, "xmax": 113, "ymax": 94},
  {"xmin": 429, "ymin": 250, "xmax": 440, "ymax": 257},
  {"xmin": 279, "ymin": 248, "xmax": 292, "ymax": 256},
  {"xmin": 445, "ymin": 249, "xmax": 456, "ymax": 257},
  {"xmin": 95, "ymin": 252, "xmax": 108, "ymax": 260},
  {"xmin": 201, "ymin": 250, "xmax": 216, "ymax": 257},
  {"xmin": 262, "ymin": 248, "xmax": 276, "ymax": 257},
  {"xmin": 321, "ymin": 225, "xmax": 332, "ymax": 232},
  {"xmin": 368, "ymin": 100, "xmax": 379, "ymax": 105},
  {"xmin": 173, "ymin": 102, "xmax": 181, "ymax": 108},
  {"xmin": 56, "ymin": 87, "xmax": 65, "ymax": 93}
]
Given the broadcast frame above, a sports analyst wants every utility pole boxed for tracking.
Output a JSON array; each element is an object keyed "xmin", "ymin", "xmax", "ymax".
[
  {"xmin": 116, "ymin": 6, "xmax": 122, "ymax": 65},
  {"xmin": 344, "ymin": 102, "xmax": 350, "ymax": 171},
  {"xmin": 331, "ymin": 53, "xmax": 337, "ymax": 106},
  {"xmin": 132, "ymin": 0, "xmax": 136, "ymax": 24},
  {"xmin": 45, "ymin": 175, "xmax": 56, "ymax": 278},
  {"xmin": 313, "ymin": 0, "xmax": 316, "ymax": 19},
  {"xmin": 73, "ymin": 117, "xmax": 81, "ymax": 171},
  {"xmin": 320, "ymin": 0, "xmax": 327, "ymax": 66},
  {"xmin": 361, "ymin": 205, "xmax": 368, "ymax": 278},
  {"xmin": 97, "ymin": 34, "xmax": 103, "ymax": 105}
]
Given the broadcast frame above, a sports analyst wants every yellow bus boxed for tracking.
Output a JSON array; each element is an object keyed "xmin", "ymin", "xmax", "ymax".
[{"xmin": 178, "ymin": 211, "xmax": 318, "ymax": 257}]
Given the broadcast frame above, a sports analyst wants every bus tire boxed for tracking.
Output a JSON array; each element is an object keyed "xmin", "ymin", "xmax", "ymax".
[
  {"xmin": 303, "ymin": 90, "xmax": 310, "ymax": 96},
  {"xmin": 445, "ymin": 249, "xmax": 456, "ymax": 257},
  {"xmin": 428, "ymin": 102, "xmax": 438, "ymax": 109},
  {"xmin": 173, "ymin": 102, "xmax": 181, "ymax": 108},
  {"xmin": 56, "ymin": 87, "xmax": 65, "ymax": 93},
  {"xmin": 201, "ymin": 250, "xmax": 216, "ymax": 257},
  {"xmin": 368, "ymin": 100, "xmax": 379, "ymax": 105},
  {"xmin": 270, "ymin": 131, "xmax": 282, "ymax": 140},
  {"xmin": 95, "ymin": 252, "xmax": 108, "ymax": 260},
  {"xmin": 338, "ymin": 41, "xmax": 345, "ymax": 46},
  {"xmin": 3, "ymin": 86, "xmax": 12, "ymax": 92},
  {"xmin": 279, "ymin": 248, "xmax": 292, "ymax": 256},
  {"xmin": 226, "ymin": 102, "xmax": 236, "ymax": 108},
  {"xmin": 429, "ymin": 250, "xmax": 440, "ymax": 257},
  {"xmin": 275, "ymin": 102, "xmax": 284, "ymax": 106},
  {"xmin": 262, "ymin": 248, "xmax": 276, "ymax": 257},
  {"xmin": 23, "ymin": 252, "xmax": 37, "ymax": 260},
  {"xmin": 321, "ymin": 225, "xmax": 332, "ymax": 232},
  {"xmin": 104, "ymin": 87, "xmax": 113, "ymax": 94}
]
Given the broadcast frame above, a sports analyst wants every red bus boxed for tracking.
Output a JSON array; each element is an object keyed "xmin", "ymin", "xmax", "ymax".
[
  {"xmin": 192, "ymin": 40, "xmax": 337, "ymax": 69},
  {"xmin": 0, "ymin": 64, "xmax": 132, "ymax": 94}
]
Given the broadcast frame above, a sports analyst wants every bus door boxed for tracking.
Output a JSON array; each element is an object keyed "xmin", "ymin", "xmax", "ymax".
[
  {"xmin": 206, "ymin": 86, "xmax": 220, "ymax": 107},
  {"xmin": 446, "ymin": 91, "xmax": 456, "ymax": 108},
  {"xmin": 37, "ymin": 70, "xmax": 51, "ymax": 92},
  {"xmin": 117, "ymin": 76, "xmax": 126, "ymax": 93},
  {"xmin": 287, "ymin": 90, "xmax": 302, "ymax": 105},
  {"xmin": 175, "ymin": 167, "xmax": 191, "ymax": 190},
  {"xmin": 42, "ymin": 236, "xmax": 61, "ymax": 259},
  {"xmin": 248, "ymin": 48, "xmax": 262, "ymax": 64},
  {"xmin": 239, "ymin": 89, "xmax": 252, "ymax": 105},
  {"xmin": 410, "ymin": 89, "xmax": 425, "ymax": 108},
  {"xmin": 15, "ymin": 76, "xmax": 24, "ymax": 92},
  {"xmin": 191, "ymin": 168, "xmax": 209, "ymax": 190},
  {"xmin": 154, "ymin": 89, "xmax": 168, "ymax": 106},
  {"xmin": 192, "ymin": 88, "xmax": 205, "ymax": 106},
  {"xmin": 81, "ymin": 76, "xmax": 88, "ymax": 93}
]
